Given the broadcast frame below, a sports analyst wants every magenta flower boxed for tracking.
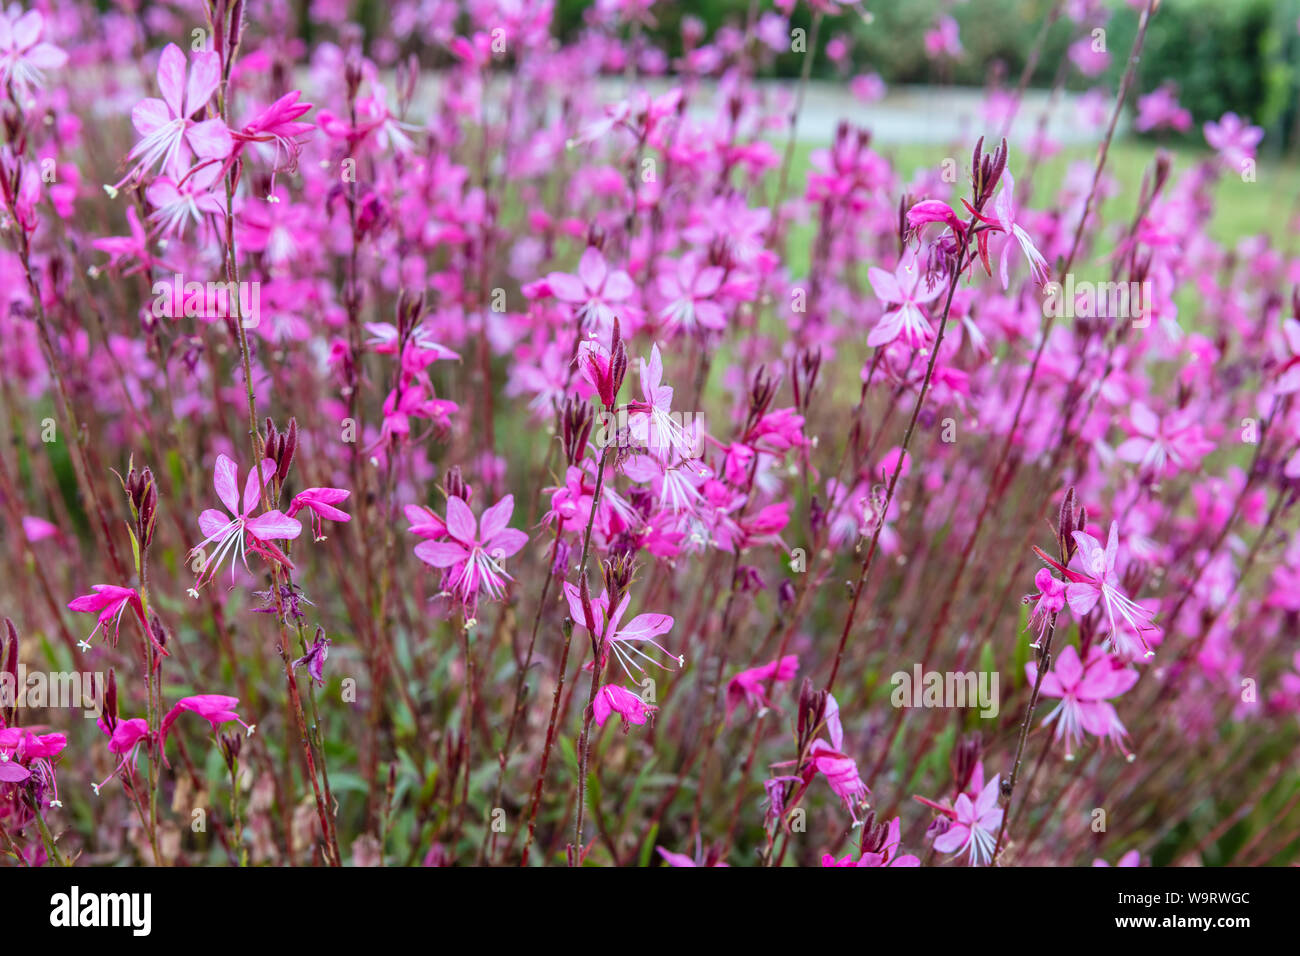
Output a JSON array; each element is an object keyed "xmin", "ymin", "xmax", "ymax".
[
  {"xmin": 726, "ymin": 654, "xmax": 798, "ymax": 720},
  {"xmin": 1022, "ymin": 568, "xmax": 1066, "ymax": 649},
  {"xmin": 802, "ymin": 695, "xmax": 869, "ymax": 817},
  {"xmin": 655, "ymin": 846, "xmax": 729, "ymax": 867},
  {"xmin": 187, "ymin": 455, "xmax": 303, "ymax": 594},
  {"xmin": 413, "ymin": 495, "xmax": 528, "ymax": 617},
  {"xmin": 119, "ymin": 43, "xmax": 232, "ymax": 187},
  {"xmin": 627, "ymin": 345, "xmax": 693, "ymax": 459},
  {"xmin": 292, "ymin": 632, "xmax": 331, "ymax": 688},
  {"xmin": 89, "ymin": 717, "xmax": 150, "ymax": 796},
  {"xmin": 923, "ymin": 15, "xmax": 963, "ymax": 60},
  {"xmin": 932, "ymin": 773, "xmax": 1003, "ymax": 866},
  {"xmin": 232, "ymin": 91, "xmax": 315, "ymax": 173},
  {"xmin": 159, "ymin": 694, "xmax": 254, "ymax": 747},
  {"xmin": 1093, "ymin": 849, "xmax": 1141, "ymax": 867},
  {"xmin": 821, "ymin": 816, "xmax": 920, "ymax": 867},
  {"xmin": 0, "ymin": 724, "xmax": 66, "ymax": 817},
  {"xmin": 1025, "ymin": 644, "xmax": 1138, "ymax": 759},
  {"xmin": 906, "ymin": 198, "xmax": 965, "ymax": 237},
  {"xmin": 591, "ymin": 684, "xmax": 656, "ymax": 731},
  {"xmin": 287, "ymin": 487, "xmax": 352, "ymax": 541},
  {"xmin": 67, "ymin": 585, "xmax": 144, "ymax": 652},
  {"xmin": 562, "ymin": 583, "xmax": 681, "ymax": 681},
  {"xmin": 1273, "ymin": 318, "xmax": 1300, "ymax": 394}
]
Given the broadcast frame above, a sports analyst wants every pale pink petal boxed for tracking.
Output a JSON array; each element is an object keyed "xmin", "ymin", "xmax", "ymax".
[
  {"xmin": 577, "ymin": 246, "xmax": 607, "ymax": 291},
  {"xmin": 184, "ymin": 50, "xmax": 222, "ymax": 117},
  {"xmin": 244, "ymin": 511, "xmax": 302, "ymax": 540},
  {"xmin": 414, "ymin": 540, "xmax": 469, "ymax": 568},
  {"xmin": 186, "ymin": 118, "xmax": 233, "ymax": 160},
  {"xmin": 212, "ymin": 454, "xmax": 240, "ymax": 514},
  {"xmin": 156, "ymin": 44, "xmax": 187, "ymax": 118},
  {"xmin": 131, "ymin": 98, "xmax": 172, "ymax": 136},
  {"xmin": 242, "ymin": 459, "xmax": 277, "ymax": 514},
  {"xmin": 444, "ymin": 495, "xmax": 478, "ymax": 544},
  {"xmin": 478, "ymin": 494, "xmax": 515, "ymax": 543}
]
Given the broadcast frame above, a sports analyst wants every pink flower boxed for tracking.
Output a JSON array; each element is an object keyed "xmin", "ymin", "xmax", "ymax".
[
  {"xmin": 627, "ymin": 345, "xmax": 694, "ymax": 459},
  {"xmin": 232, "ymin": 91, "xmax": 315, "ymax": 173},
  {"xmin": 1068, "ymin": 37, "xmax": 1110, "ymax": 77},
  {"xmin": 1273, "ymin": 318, "xmax": 1300, "ymax": 394},
  {"xmin": 160, "ymin": 694, "xmax": 254, "ymax": 747},
  {"xmin": 0, "ymin": 8, "xmax": 67, "ymax": 99},
  {"xmin": 292, "ymin": 632, "xmax": 331, "ymax": 688},
  {"xmin": 1134, "ymin": 84, "xmax": 1191, "ymax": 134},
  {"xmin": 546, "ymin": 246, "xmax": 636, "ymax": 334},
  {"xmin": 867, "ymin": 254, "xmax": 945, "ymax": 348},
  {"xmin": 1093, "ymin": 849, "xmax": 1141, "ymax": 867},
  {"xmin": 968, "ymin": 170, "xmax": 1050, "ymax": 288},
  {"xmin": 1063, "ymin": 522, "xmax": 1159, "ymax": 651},
  {"xmin": 119, "ymin": 43, "xmax": 232, "ymax": 187},
  {"xmin": 906, "ymin": 198, "xmax": 965, "ymax": 237},
  {"xmin": 0, "ymin": 723, "xmax": 66, "ymax": 817},
  {"xmin": 1023, "ymin": 568, "xmax": 1067, "ymax": 649},
  {"xmin": 591, "ymin": 684, "xmax": 655, "ymax": 731},
  {"xmin": 287, "ymin": 487, "xmax": 352, "ymax": 541},
  {"xmin": 656, "ymin": 254, "xmax": 726, "ymax": 335},
  {"xmin": 1025, "ymin": 644, "xmax": 1138, "ymax": 759},
  {"xmin": 1204, "ymin": 113, "xmax": 1263, "ymax": 173},
  {"xmin": 932, "ymin": 773, "xmax": 1003, "ymax": 866},
  {"xmin": 21, "ymin": 515, "xmax": 58, "ymax": 542},
  {"xmin": 187, "ymin": 455, "xmax": 303, "ymax": 594},
  {"xmin": 413, "ymin": 495, "xmax": 528, "ymax": 616},
  {"xmin": 849, "ymin": 73, "xmax": 886, "ymax": 103},
  {"xmin": 655, "ymin": 846, "xmax": 729, "ymax": 867},
  {"xmin": 924, "ymin": 15, "xmax": 963, "ymax": 60},
  {"xmin": 821, "ymin": 816, "xmax": 920, "ymax": 867},
  {"xmin": 562, "ymin": 583, "xmax": 681, "ymax": 681},
  {"xmin": 727, "ymin": 654, "xmax": 798, "ymax": 720},
  {"xmin": 803, "ymin": 695, "xmax": 870, "ymax": 817},
  {"xmin": 66, "ymin": 585, "xmax": 144, "ymax": 652},
  {"xmin": 144, "ymin": 163, "xmax": 225, "ymax": 238},
  {"xmin": 1115, "ymin": 402, "xmax": 1215, "ymax": 477}
]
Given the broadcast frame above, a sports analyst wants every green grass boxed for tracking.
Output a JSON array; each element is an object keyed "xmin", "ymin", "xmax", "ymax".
[{"xmin": 785, "ymin": 138, "xmax": 1297, "ymax": 264}]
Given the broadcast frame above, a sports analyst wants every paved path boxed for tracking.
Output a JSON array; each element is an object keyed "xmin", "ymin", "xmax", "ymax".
[{"xmin": 594, "ymin": 78, "xmax": 1120, "ymax": 145}]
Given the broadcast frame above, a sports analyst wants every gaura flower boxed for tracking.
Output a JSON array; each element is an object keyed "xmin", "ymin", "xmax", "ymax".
[
  {"xmin": 1025, "ymin": 644, "xmax": 1138, "ymax": 760},
  {"xmin": 561, "ymin": 582, "xmax": 682, "ymax": 682},
  {"xmin": 1034, "ymin": 521, "xmax": 1158, "ymax": 655},
  {"xmin": 727, "ymin": 654, "xmax": 798, "ymax": 720},
  {"xmin": 159, "ymin": 694, "xmax": 254, "ymax": 747},
  {"xmin": 591, "ymin": 683, "xmax": 655, "ymax": 731},
  {"xmin": 118, "ymin": 43, "xmax": 232, "ymax": 188},
  {"xmin": 287, "ymin": 487, "xmax": 352, "ymax": 541},
  {"xmin": 67, "ymin": 585, "xmax": 144, "ymax": 652},
  {"xmin": 413, "ymin": 494, "xmax": 528, "ymax": 616},
  {"xmin": 187, "ymin": 455, "xmax": 302, "ymax": 595},
  {"xmin": 931, "ymin": 773, "xmax": 1003, "ymax": 866},
  {"xmin": 0, "ymin": 8, "xmax": 67, "ymax": 100}
]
